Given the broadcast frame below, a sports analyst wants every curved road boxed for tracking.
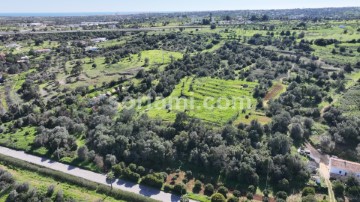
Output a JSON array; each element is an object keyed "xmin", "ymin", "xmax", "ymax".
[{"xmin": 0, "ymin": 146, "xmax": 193, "ymax": 202}]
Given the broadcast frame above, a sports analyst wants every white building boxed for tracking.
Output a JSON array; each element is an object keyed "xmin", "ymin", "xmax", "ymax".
[
  {"xmin": 21, "ymin": 56, "xmax": 29, "ymax": 60},
  {"xmin": 90, "ymin": 38, "xmax": 107, "ymax": 43},
  {"xmin": 329, "ymin": 157, "xmax": 360, "ymax": 179},
  {"xmin": 85, "ymin": 46, "xmax": 99, "ymax": 52},
  {"xmin": 18, "ymin": 56, "xmax": 30, "ymax": 63},
  {"xmin": 29, "ymin": 23, "xmax": 44, "ymax": 27},
  {"xmin": 5, "ymin": 43, "xmax": 21, "ymax": 49}
]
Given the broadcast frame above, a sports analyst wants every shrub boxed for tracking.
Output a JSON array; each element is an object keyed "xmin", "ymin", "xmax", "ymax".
[
  {"xmin": 204, "ymin": 183, "xmax": 215, "ymax": 196},
  {"xmin": 128, "ymin": 163, "xmax": 137, "ymax": 172},
  {"xmin": 46, "ymin": 185, "xmax": 55, "ymax": 197},
  {"xmin": 248, "ymin": 185, "xmax": 255, "ymax": 194},
  {"xmin": 211, "ymin": 193, "xmax": 226, "ymax": 202},
  {"xmin": 333, "ymin": 181, "xmax": 345, "ymax": 197},
  {"xmin": 246, "ymin": 192, "xmax": 253, "ymax": 200},
  {"xmin": 112, "ymin": 164, "xmax": 123, "ymax": 178},
  {"xmin": 193, "ymin": 180, "xmax": 202, "ymax": 193},
  {"xmin": 164, "ymin": 184, "xmax": 173, "ymax": 193},
  {"xmin": 302, "ymin": 195, "xmax": 317, "ymax": 202},
  {"xmin": 227, "ymin": 196, "xmax": 238, "ymax": 202},
  {"xmin": 96, "ymin": 184, "xmax": 158, "ymax": 202},
  {"xmin": 141, "ymin": 174, "xmax": 163, "ymax": 189},
  {"xmin": 122, "ymin": 168, "xmax": 140, "ymax": 182},
  {"xmin": 233, "ymin": 190, "xmax": 241, "ymax": 197},
  {"xmin": 0, "ymin": 169, "xmax": 14, "ymax": 189},
  {"xmin": 302, "ymin": 187, "xmax": 315, "ymax": 196},
  {"xmin": 137, "ymin": 166, "xmax": 146, "ymax": 176},
  {"xmin": 262, "ymin": 196, "xmax": 270, "ymax": 202},
  {"xmin": 56, "ymin": 190, "xmax": 64, "ymax": 202},
  {"xmin": 217, "ymin": 186, "xmax": 229, "ymax": 198},
  {"xmin": 158, "ymin": 172, "xmax": 168, "ymax": 182},
  {"xmin": 93, "ymin": 155, "xmax": 104, "ymax": 170},
  {"xmin": 173, "ymin": 183, "xmax": 187, "ymax": 195},
  {"xmin": 16, "ymin": 182, "xmax": 29, "ymax": 193},
  {"xmin": 180, "ymin": 196, "xmax": 190, "ymax": 202},
  {"xmin": 276, "ymin": 191, "xmax": 288, "ymax": 200},
  {"xmin": 185, "ymin": 170, "xmax": 193, "ymax": 179},
  {"xmin": 77, "ymin": 146, "xmax": 88, "ymax": 161}
]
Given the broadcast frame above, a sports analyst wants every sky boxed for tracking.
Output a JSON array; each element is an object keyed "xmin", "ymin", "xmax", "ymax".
[{"xmin": 0, "ymin": 0, "xmax": 359, "ymax": 13}]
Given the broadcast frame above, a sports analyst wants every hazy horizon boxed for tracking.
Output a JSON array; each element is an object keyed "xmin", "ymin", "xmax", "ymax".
[{"xmin": 0, "ymin": 0, "xmax": 360, "ymax": 14}]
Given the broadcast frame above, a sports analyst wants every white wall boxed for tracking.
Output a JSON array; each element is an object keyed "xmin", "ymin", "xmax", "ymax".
[{"xmin": 330, "ymin": 167, "xmax": 360, "ymax": 178}]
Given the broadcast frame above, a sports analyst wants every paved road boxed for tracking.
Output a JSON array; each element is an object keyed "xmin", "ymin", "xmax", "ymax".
[
  {"xmin": 0, "ymin": 26, "xmax": 204, "ymax": 35},
  {"xmin": 0, "ymin": 146, "xmax": 191, "ymax": 202}
]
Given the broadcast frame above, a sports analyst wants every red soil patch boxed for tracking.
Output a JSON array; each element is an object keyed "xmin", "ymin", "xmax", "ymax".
[
  {"xmin": 166, "ymin": 171, "xmax": 186, "ymax": 185},
  {"xmin": 264, "ymin": 83, "xmax": 284, "ymax": 101}
]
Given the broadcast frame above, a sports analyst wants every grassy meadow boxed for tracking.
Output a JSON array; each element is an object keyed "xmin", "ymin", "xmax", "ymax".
[{"xmin": 141, "ymin": 77, "xmax": 269, "ymax": 125}]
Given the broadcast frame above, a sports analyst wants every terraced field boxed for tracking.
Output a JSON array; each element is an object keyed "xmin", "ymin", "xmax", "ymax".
[
  {"xmin": 337, "ymin": 84, "xmax": 360, "ymax": 117},
  {"xmin": 143, "ymin": 77, "xmax": 270, "ymax": 125}
]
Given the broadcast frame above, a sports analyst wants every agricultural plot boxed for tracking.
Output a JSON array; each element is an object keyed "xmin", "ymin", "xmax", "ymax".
[
  {"xmin": 57, "ymin": 50, "xmax": 183, "ymax": 89},
  {"xmin": 263, "ymin": 82, "xmax": 286, "ymax": 108},
  {"xmin": 0, "ymin": 70, "xmax": 30, "ymax": 112},
  {"xmin": 337, "ymin": 84, "xmax": 360, "ymax": 117},
  {"xmin": 142, "ymin": 77, "xmax": 269, "ymax": 125},
  {"xmin": 0, "ymin": 127, "xmax": 36, "ymax": 151},
  {"xmin": 311, "ymin": 43, "xmax": 360, "ymax": 65},
  {"xmin": 4, "ymin": 41, "xmax": 59, "ymax": 55}
]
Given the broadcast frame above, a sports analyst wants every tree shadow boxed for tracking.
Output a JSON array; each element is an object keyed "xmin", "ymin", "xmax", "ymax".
[
  {"xmin": 170, "ymin": 194, "xmax": 181, "ymax": 202},
  {"xmin": 139, "ymin": 184, "xmax": 160, "ymax": 197},
  {"xmin": 67, "ymin": 165, "xmax": 76, "ymax": 170},
  {"xmin": 116, "ymin": 179, "xmax": 136, "ymax": 188}
]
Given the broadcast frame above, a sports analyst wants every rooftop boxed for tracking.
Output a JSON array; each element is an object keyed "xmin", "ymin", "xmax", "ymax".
[{"xmin": 330, "ymin": 157, "xmax": 360, "ymax": 173}]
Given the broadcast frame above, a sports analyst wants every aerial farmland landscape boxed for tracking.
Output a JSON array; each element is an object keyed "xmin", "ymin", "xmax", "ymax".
[{"xmin": 0, "ymin": 1, "xmax": 360, "ymax": 202}]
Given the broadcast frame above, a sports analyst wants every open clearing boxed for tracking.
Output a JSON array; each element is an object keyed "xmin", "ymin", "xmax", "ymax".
[
  {"xmin": 55, "ymin": 50, "xmax": 183, "ymax": 89},
  {"xmin": 142, "ymin": 77, "xmax": 270, "ymax": 125},
  {"xmin": 264, "ymin": 82, "xmax": 286, "ymax": 101}
]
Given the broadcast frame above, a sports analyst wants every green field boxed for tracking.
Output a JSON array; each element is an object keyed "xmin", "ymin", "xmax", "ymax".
[
  {"xmin": 4, "ymin": 40, "xmax": 60, "ymax": 55},
  {"xmin": 141, "ymin": 77, "xmax": 269, "ymax": 125},
  {"xmin": 0, "ymin": 164, "xmax": 122, "ymax": 202},
  {"xmin": 0, "ymin": 127, "xmax": 36, "ymax": 151},
  {"xmin": 337, "ymin": 84, "xmax": 360, "ymax": 117},
  {"xmin": 56, "ymin": 49, "xmax": 183, "ymax": 89}
]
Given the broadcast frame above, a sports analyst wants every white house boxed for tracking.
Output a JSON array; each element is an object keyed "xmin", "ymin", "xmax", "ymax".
[
  {"xmin": 21, "ymin": 56, "xmax": 29, "ymax": 60},
  {"xmin": 29, "ymin": 23, "xmax": 43, "ymax": 27},
  {"xmin": 85, "ymin": 46, "xmax": 99, "ymax": 52},
  {"xmin": 90, "ymin": 38, "xmax": 107, "ymax": 43},
  {"xmin": 329, "ymin": 157, "xmax": 360, "ymax": 179}
]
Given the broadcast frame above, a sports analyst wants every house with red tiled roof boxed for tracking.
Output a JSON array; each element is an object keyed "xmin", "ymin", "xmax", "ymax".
[{"xmin": 329, "ymin": 157, "xmax": 360, "ymax": 179}]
